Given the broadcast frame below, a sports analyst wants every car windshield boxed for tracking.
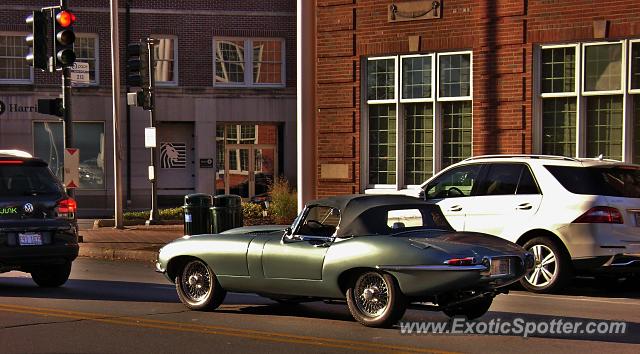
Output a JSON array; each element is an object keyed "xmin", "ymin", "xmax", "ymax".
[
  {"xmin": 0, "ymin": 165, "xmax": 62, "ymax": 197},
  {"xmin": 545, "ymin": 165, "xmax": 640, "ymax": 198}
]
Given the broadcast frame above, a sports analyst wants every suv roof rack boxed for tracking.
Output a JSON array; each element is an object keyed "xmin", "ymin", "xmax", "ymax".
[
  {"xmin": 463, "ymin": 154, "xmax": 580, "ymax": 162},
  {"xmin": 0, "ymin": 150, "xmax": 33, "ymax": 158}
]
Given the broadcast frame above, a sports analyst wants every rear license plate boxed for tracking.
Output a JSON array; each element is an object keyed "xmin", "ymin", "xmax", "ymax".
[
  {"xmin": 18, "ymin": 233, "xmax": 43, "ymax": 246},
  {"xmin": 491, "ymin": 258, "xmax": 511, "ymax": 276}
]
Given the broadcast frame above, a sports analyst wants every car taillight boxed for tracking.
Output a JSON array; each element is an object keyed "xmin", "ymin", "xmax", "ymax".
[
  {"xmin": 0, "ymin": 160, "xmax": 24, "ymax": 164},
  {"xmin": 56, "ymin": 198, "xmax": 77, "ymax": 219},
  {"xmin": 445, "ymin": 257, "xmax": 476, "ymax": 266},
  {"xmin": 572, "ymin": 206, "xmax": 623, "ymax": 224}
]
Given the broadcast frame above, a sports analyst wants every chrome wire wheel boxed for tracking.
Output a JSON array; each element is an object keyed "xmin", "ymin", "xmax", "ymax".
[
  {"xmin": 354, "ymin": 272, "xmax": 390, "ymax": 318},
  {"xmin": 525, "ymin": 244, "xmax": 557, "ymax": 288},
  {"xmin": 180, "ymin": 260, "xmax": 212, "ymax": 304}
]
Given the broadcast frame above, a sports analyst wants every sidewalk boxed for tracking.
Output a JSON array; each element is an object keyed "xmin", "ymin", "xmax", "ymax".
[{"xmin": 78, "ymin": 223, "xmax": 184, "ymax": 263}]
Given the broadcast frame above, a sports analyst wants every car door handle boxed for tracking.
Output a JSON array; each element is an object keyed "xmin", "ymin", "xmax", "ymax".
[
  {"xmin": 448, "ymin": 206, "xmax": 462, "ymax": 212},
  {"xmin": 517, "ymin": 203, "xmax": 532, "ymax": 210}
]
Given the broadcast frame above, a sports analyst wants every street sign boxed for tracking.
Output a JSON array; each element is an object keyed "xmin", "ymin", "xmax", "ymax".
[
  {"xmin": 70, "ymin": 61, "xmax": 89, "ymax": 84},
  {"xmin": 64, "ymin": 148, "xmax": 80, "ymax": 189},
  {"xmin": 145, "ymin": 127, "xmax": 156, "ymax": 148}
]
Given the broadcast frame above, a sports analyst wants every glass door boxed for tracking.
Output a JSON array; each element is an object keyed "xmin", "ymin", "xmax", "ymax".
[{"xmin": 218, "ymin": 123, "xmax": 279, "ymax": 199}]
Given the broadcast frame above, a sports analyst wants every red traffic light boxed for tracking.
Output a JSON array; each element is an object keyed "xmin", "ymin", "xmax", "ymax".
[{"xmin": 56, "ymin": 10, "xmax": 76, "ymax": 28}]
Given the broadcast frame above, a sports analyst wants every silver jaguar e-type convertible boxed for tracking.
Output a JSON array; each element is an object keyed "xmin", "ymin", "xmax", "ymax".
[{"xmin": 156, "ymin": 194, "xmax": 534, "ymax": 327}]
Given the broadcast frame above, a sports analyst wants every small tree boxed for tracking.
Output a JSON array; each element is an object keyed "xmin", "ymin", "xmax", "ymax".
[{"xmin": 267, "ymin": 177, "xmax": 297, "ymax": 225}]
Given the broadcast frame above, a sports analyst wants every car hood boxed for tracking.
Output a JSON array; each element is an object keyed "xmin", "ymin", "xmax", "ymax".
[{"xmin": 407, "ymin": 231, "xmax": 526, "ymax": 257}]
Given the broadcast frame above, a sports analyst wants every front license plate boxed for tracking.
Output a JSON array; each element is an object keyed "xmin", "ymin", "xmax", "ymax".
[
  {"xmin": 491, "ymin": 258, "xmax": 511, "ymax": 276},
  {"xmin": 18, "ymin": 233, "xmax": 43, "ymax": 246}
]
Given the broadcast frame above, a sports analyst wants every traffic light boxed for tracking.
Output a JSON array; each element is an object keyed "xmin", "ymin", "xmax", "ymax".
[
  {"xmin": 37, "ymin": 98, "xmax": 64, "ymax": 117},
  {"xmin": 25, "ymin": 10, "xmax": 48, "ymax": 71},
  {"xmin": 127, "ymin": 42, "xmax": 150, "ymax": 88},
  {"xmin": 52, "ymin": 8, "xmax": 76, "ymax": 69}
]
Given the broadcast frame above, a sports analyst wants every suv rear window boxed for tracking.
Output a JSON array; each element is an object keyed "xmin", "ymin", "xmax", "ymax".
[
  {"xmin": 545, "ymin": 165, "xmax": 640, "ymax": 197},
  {"xmin": 0, "ymin": 165, "xmax": 62, "ymax": 196}
]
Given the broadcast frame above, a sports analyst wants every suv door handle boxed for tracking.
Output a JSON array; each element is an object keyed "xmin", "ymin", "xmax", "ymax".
[
  {"xmin": 448, "ymin": 205, "xmax": 463, "ymax": 212},
  {"xmin": 517, "ymin": 203, "xmax": 532, "ymax": 210}
]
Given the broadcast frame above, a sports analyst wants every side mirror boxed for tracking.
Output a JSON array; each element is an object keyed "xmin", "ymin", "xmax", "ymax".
[{"xmin": 283, "ymin": 227, "xmax": 292, "ymax": 236}]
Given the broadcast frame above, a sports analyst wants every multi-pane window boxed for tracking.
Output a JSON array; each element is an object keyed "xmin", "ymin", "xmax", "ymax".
[
  {"xmin": 214, "ymin": 38, "xmax": 285, "ymax": 87},
  {"xmin": 541, "ymin": 46, "xmax": 575, "ymax": 93},
  {"xmin": 542, "ymin": 97, "xmax": 576, "ymax": 156},
  {"xmin": 538, "ymin": 41, "xmax": 640, "ymax": 162},
  {"xmin": 253, "ymin": 40, "xmax": 283, "ymax": 84},
  {"xmin": 632, "ymin": 41, "xmax": 640, "ymax": 91},
  {"xmin": 33, "ymin": 121, "xmax": 105, "ymax": 189},
  {"xmin": 74, "ymin": 35, "xmax": 98, "ymax": 84},
  {"xmin": 215, "ymin": 39, "xmax": 245, "ymax": 84},
  {"xmin": 217, "ymin": 124, "xmax": 257, "ymax": 172},
  {"xmin": 0, "ymin": 34, "xmax": 31, "ymax": 82},
  {"xmin": 584, "ymin": 43, "xmax": 622, "ymax": 92},
  {"xmin": 153, "ymin": 37, "xmax": 177, "ymax": 84},
  {"xmin": 365, "ymin": 52, "xmax": 472, "ymax": 190},
  {"xmin": 634, "ymin": 99, "xmax": 640, "ymax": 164}
]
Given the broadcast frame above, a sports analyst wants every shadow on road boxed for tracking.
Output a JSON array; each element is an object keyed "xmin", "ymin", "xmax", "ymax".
[
  {"xmin": 1, "ymin": 275, "xmax": 638, "ymax": 345},
  {"xmin": 0, "ymin": 276, "xmax": 179, "ymax": 303}
]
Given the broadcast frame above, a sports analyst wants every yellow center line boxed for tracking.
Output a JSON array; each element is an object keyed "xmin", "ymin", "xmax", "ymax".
[{"xmin": 0, "ymin": 304, "xmax": 457, "ymax": 354}]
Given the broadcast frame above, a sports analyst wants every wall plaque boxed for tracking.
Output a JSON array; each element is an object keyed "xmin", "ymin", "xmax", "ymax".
[{"xmin": 388, "ymin": 1, "xmax": 442, "ymax": 23}]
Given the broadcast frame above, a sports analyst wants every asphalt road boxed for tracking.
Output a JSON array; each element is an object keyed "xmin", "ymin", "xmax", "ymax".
[{"xmin": 0, "ymin": 258, "xmax": 638, "ymax": 354}]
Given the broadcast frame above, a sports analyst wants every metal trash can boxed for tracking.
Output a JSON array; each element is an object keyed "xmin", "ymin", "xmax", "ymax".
[
  {"xmin": 211, "ymin": 194, "xmax": 243, "ymax": 233},
  {"xmin": 182, "ymin": 193, "xmax": 213, "ymax": 236}
]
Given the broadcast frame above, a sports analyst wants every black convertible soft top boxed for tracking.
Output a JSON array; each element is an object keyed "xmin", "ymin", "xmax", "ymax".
[{"xmin": 306, "ymin": 194, "xmax": 453, "ymax": 237}]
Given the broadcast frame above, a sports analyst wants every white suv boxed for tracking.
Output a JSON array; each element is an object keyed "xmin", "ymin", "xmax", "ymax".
[{"xmin": 420, "ymin": 155, "xmax": 640, "ymax": 293}]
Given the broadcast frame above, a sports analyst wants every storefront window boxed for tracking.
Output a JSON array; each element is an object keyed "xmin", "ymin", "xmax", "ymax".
[{"xmin": 33, "ymin": 122, "xmax": 105, "ymax": 189}]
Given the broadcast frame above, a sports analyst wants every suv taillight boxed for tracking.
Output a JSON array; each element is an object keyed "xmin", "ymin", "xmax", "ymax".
[
  {"xmin": 572, "ymin": 206, "xmax": 623, "ymax": 224},
  {"xmin": 56, "ymin": 198, "xmax": 77, "ymax": 219}
]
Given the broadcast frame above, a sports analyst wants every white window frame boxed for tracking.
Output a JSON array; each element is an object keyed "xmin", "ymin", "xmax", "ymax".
[
  {"xmin": 581, "ymin": 41, "xmax": 625, "ymax": 96},
  {"xmin": 74, "ymin": 33, "xmax": 99, "ymax": 86},
  {"xmin": 363, "ymin": 52, "xmax": 473, "ymax": 193},
  {"xmin": 535, "ymin": 40, "xmax": 637, "ymax": 162},
  {"xmin": 539, "ymin": 43, "xmax": 580, "ymax": 98},
  {"xmin": 436, "ymin": 51, "xmax": 473, "ymax": 102},
  {"xmin": 212, "ymin": 38, "xmax": 286, "ymax": 88},
  {"xmin": 0, "ymin": 31, "xmax": 34, "ymax": 84},
  {"xmin": 629, "ymin": 39, "xmax": 640, "ymax": 95},
  {"xmin": 399, "ymin": 53, "xmax": 435, "ymax": 103},
  {"xmin": 365, "ymin": 56, "xmax": 398, "ymax": 189},
  {"xmin": 152, "ymin": 35, "xmax": 178, "ymax": 86}
]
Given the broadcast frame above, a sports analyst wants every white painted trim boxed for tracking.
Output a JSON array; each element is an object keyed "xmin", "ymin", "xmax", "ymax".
[
  {"xmin": 581, "ymin": 41, "xmax": 625, "ymax": 96},
  {"xmin": 436, "ymin": 51, "xmax": 473, "ymax": 101},
  {"xmin": 399, "ymin": 53, "xmax": 435, "ymax": 102}
]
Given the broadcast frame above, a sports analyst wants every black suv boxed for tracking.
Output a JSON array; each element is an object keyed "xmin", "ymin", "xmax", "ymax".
[{"xmin": 0, "ymin": 151, "xmax": 78, "ymax": 287}]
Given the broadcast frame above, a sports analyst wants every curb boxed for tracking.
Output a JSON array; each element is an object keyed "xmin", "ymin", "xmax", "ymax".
[
  {"xmin": 93, "ymin": 219, "xmax": 182, "ymax": 228},
  {"xmin": 78, "ymin": 245, "xmax": 158, "ymax": 263}
]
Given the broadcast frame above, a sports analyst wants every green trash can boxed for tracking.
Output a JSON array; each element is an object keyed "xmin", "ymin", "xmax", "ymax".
[
  {"xmin": 211, "ymin": 194, "xmax": 243, "ymax": 233},
  {"xmin": 182, "ymin": 193, "xmax": 213, "ymax": 236}
]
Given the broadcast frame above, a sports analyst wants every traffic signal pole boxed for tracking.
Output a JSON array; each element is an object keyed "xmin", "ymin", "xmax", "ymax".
[
  {"xmin": 110, "ymin": 0, "xmax": 124, "ymax": 229},
  {"xmin": 146, "ymin": 38, "xmax": 159, "ymax": 225},
  {"xmin": 62, "ymin": 65, "xmax": 74, "ymax": 199}
]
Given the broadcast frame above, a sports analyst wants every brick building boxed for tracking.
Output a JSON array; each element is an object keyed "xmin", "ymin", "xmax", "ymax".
[
  {"xmin": 305, "ymin": 0, "xmax": 640, "ymax": 199},
  {"xmin": 0, "ymin": 0, "xmax": 296, "ymax": 215}
]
